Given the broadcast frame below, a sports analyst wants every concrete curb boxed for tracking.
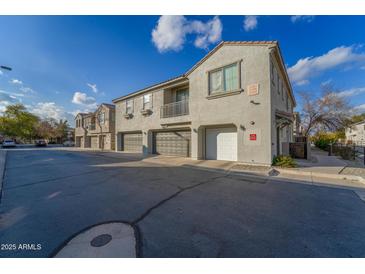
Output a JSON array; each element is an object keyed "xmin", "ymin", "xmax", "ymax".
[
  {"xmin": 273, "ymin": 167, "xmax": 365, "ymax": 184},
  {"xmin": 142, "ymin": 156, "xmax": 365, "ymax": 186},
  {"xmin": 0, "ymin": 150, "xmax": 7, "ymax": 201}
]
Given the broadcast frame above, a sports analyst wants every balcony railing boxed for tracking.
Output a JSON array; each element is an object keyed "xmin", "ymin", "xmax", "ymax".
[
  {"xmin": 87, "ymin": 124, "xmax": 96, "ymax": 130},
  {"xmin": 160, "ymin": 100, "xmax": 189, "ymax": 118}
]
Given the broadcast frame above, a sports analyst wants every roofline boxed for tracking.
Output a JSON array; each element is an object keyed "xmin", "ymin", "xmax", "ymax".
[
  {"xmin": 74, "ymin": 103, "xmax": 115, "ymax": 119},
  {"xmin": 185, "ymin": 41, "xmax": 278, "ymax": 76},
  {"xmin": 349, "ymin": 120, "xmax": 365, "ymax": 126},
  {"xmin": 269, "ymin": 42, "xmax": 297, "ymax": 107},
  {"xmin": 112, "ymin": 40, "xmax": 295, "ymax": 106},
  {"xmin": 112, "ymin": 75, "xmax": 187, "ymax": 103}
]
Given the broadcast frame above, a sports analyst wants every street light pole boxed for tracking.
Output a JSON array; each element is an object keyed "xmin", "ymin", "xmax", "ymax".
[{"xmin": 0, "ymin": 65, "xmax": 12, "ymax": 71}]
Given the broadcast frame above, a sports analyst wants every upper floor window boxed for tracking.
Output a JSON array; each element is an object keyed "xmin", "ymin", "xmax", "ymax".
[
  {"xmin": 176, "ymin": 88, "xmax": 189, "ymax": 102},
  {"xmin": 209, "ymin": 62, "xmax": 239, "ymax": 94},
  {"xmin": 98, "ymin": 112, "xmax": 105, "ymax": 124},
  {"xmin": 143, "ymin": 93, "xmax": 152, "ymax": 110},
  {"xmin": 126, "ymin": 99, "xmax": 133, "ymax": 114}
]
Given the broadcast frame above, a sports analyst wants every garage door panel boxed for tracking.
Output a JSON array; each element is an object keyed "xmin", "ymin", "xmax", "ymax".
[
  {"xmin": 206, "ymin": 128, "xmax": 237, "ymax": 161},
  {"xmin": 154, "ymin": 130, "xmax": 191, "ymax": 157},
  {"xmin": 90, "ymin": 136, "xmax": 98, "ymax": 148},
  {"xmin": 123, "ymin": 133, "xmax": 142, "ymax": 152}
]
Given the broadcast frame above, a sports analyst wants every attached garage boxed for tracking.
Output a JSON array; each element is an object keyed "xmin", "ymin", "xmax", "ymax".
[
  {"xmin": 90, "ymin": 136, "xmax": 98, "ymax": 148},
  {"xmin": 122, "ymin": 132, "xmax": 143, "ymax": 152},
  {"xmin": 205, "ymin": 127, "xmax": 237, "ymax": 161},
  {"xmin": 75, "ymin": 136, "xmax": 83, "ymax": 147},
  {"xmin": 153, "ymin": 130, "xmax": 191, "ymax": 157}
]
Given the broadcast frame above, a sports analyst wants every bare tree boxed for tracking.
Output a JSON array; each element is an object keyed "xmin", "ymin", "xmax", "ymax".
[{"xmin": 300, "ymin": 86, "xmax": 350, "ymax": 137}]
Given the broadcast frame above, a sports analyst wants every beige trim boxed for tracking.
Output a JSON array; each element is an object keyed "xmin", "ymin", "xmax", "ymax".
[{"xmin": 206, "ymin": 89, "xmax": 243, "ymax": 100}]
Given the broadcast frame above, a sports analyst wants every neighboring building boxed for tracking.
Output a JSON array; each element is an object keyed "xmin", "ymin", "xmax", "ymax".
[
  {"xmin": 112, "ymin": 41, "xmax": 296, "ymax": 165},
  {"xmin": 74, "ymin": 103, "xmax": 116, "ymax": 150},
  {"xmin": 346, "ymin": 120, "xmax": 365, "ymax": 145}
]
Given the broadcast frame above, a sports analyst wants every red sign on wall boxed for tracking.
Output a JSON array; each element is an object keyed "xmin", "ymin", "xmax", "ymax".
[{"xmin": 249, "ymin": 134, "xmax": 257, "ymax": 141}]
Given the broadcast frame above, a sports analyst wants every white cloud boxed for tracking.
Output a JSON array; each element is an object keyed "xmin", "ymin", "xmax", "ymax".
[
  {"xmin": 352, "ymin": 104, "xmax": 365, "ymax": 113},
  {"xmin": 87, "ymin": 83, "xmax": 98, "ymax": 93},
  {"xmin": 10, "ymin": 78, "xmax": 23, "ymax": 85},
  {"xmin": 291, "ymin": 16, "xmax": 315, "ymax": 23},
  {"xmin": 151, "ymin": 16, "xmax": 222, "ymax": 52},
  {"xmin": 288, "ymin": 45, "xmax": 365, "ymax": 85},
  {"xmin": 361, "ymin": 66, "xmax": 365, "ymax": 70},
  {"xmin": 338, "ymin": 87, "xmax": 365, "ymax": 97},
  {"xmin": 320, "ymin": 79, "xmax": 332, "ymax": 86},
  {"xmin": 20, "ymin": 86, "xmax": 35, "ymax": 93},
  {"xmin": 243, "ymin": 16, "xmax": 258, "ymax": 32},
  {"xmin": 71, "ymin": 91, "xmax": 96, "ymax": 106},
  {"xmin": 0, "ymin": 90, "xmax": 23, "ymax": 113},
  {"xmin": 190, "ymin": 16, "xmax": 222, "ymax": 49},
  {"xmin": 0, "ymin": 70, "xmax": 3, "ymax": 76},
  {"xmin": 31, "ymin": 102, "xmax": 65, "ymax": 120}
]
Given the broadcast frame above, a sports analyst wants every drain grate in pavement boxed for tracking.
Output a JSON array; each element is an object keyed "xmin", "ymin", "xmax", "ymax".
[{"xmin": 90, "ymin": 234, "xmax": 112, "ymax": 247}]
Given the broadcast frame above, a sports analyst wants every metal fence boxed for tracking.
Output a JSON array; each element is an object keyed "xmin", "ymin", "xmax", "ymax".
[
  {"xmin": 330, "ymin": 143, "xmax": 365, "ymax": 164},
  {"xmin": 160, "ymin": 100, "xmax": 189, "ymax": 118}
]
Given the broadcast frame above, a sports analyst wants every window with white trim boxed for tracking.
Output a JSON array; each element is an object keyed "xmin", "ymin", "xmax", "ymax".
[
  {"xmin": 209, "ymin": 62, "xmax": 239, "ymax": 94},
  {"xmin": 143, "ymin": 93, "xmax": 152, "ymax": 110},
  {"xmin": 126, "ymin": 99, "xmax": 133, "ymax": 114}
]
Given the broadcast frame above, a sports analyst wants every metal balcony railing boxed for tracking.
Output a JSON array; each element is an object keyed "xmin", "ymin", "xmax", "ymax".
[
  {"xmin": 160, "ymin": 100, "xmax": 189, "ymax": 118},
  {"xmin": 88, "ymin": 124, "xmax": 96, "ymax": 130}
]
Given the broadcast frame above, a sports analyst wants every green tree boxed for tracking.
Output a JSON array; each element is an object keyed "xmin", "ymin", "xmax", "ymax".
[{"xmin": 0, "ymin": 104, "xmax": 39, "ymax": 141}]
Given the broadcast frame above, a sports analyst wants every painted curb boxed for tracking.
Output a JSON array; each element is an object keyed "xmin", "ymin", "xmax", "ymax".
[{"xmin": 0, "ymin": 150, "xmax": 7, "ymax": 201}]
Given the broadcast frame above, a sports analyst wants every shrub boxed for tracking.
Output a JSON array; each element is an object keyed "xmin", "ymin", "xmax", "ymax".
[
  {"xmin": 311, "ymin": 131, "xmax": 338, "ymax": 150},
  {"xmin": 272, "ymin": 155, "xmax": 297, "ymax": 168}
]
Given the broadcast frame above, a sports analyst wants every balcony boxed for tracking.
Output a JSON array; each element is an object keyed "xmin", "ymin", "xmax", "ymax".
[
  {"xmin": 160, "ymin": 100, "xmax": 189, "ymax": 118},
  {"xmin": 87, "ymin": 124, "xmax": 96, "ymax": 130}
]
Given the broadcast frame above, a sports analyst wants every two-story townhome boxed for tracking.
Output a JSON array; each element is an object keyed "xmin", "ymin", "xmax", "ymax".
[
  {"xmin": 74, "ymin": 103, "xmax": 116, "ymax": 150},
  {"xmin": 346, "ymin": 120, "xmax": 365, "ymax": 145},
  {"xmin": 112, "ymin": 41, "xmax": 296, "ymax": 165}
]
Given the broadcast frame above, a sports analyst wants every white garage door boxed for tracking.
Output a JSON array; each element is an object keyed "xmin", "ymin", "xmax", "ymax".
[{"xmin": 206, "ymin": 128, "xmax": 237, "ymax": 161}]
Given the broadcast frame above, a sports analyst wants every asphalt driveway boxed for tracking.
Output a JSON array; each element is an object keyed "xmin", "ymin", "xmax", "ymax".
[{"xmin": 1, "ymin": 149, "xmax": 365, "ymax": 257}]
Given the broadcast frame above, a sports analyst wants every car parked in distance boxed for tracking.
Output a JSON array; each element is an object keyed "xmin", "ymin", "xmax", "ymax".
[
  {"xmin": 63, "ymin": 140, "xmax": 75, "ymax": 147},
  {"xmin": 2, "ymin": 139, "xmax": 16, "ymax": 148},
  {"xmin": 35, "ymin": 139, "xmax": 47, "ymax": 147}
]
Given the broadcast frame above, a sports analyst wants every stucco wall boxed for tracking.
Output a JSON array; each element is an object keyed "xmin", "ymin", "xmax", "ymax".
[
  {"xmin": 269, "ymin": 53, "xmax": 295, "ymax": 157},
  {"xmin": 188, "ymin": 44, "xmax": 272, "ymax": 164},
  {"xmin": 113, "ymin": 43, "xmax": 293, "ymax": 165}
]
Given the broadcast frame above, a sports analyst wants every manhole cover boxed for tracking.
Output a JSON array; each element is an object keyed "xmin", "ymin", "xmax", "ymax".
[{"xmin": 90, "ymin": 234, "xmax": 112, "ymax": 247}]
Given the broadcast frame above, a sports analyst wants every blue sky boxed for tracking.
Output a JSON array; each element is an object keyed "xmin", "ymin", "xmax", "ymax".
[{"xmin": 1, "ymin": 15, "xmax": 365, "ymax": 126}]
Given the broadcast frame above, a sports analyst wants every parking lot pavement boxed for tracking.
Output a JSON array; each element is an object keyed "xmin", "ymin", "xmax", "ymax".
[{"xmin": 1, "ymin": 149, "xmax": 365, "ymax": 258}]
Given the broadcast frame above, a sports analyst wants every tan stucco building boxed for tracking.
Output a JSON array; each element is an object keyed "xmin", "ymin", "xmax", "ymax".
[
  {"xmin": 74, "ymin": 103, "xmax": 116, "ymax": 150},
  {"xmin": 112, "ymin": 41, "xmax": 296, "ymax": 165},
  {"xmin": 346, "ymin": 120, "xmax": 365, "ymax": 145}
]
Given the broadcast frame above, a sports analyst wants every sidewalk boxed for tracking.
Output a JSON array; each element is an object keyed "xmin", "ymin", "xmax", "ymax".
[
  {"xmin": 294, "ymin": 146, "xmax": 347, "ymax": 175},
  {"xmin": 143, "ymin": 150, "xmax": 365, "ymax": 190}
]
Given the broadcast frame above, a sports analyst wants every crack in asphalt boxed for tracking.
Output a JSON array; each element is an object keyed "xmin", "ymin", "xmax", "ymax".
[{"xmin": 131, "ymin": 174, "xmax": 228, "ymax": 225}]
